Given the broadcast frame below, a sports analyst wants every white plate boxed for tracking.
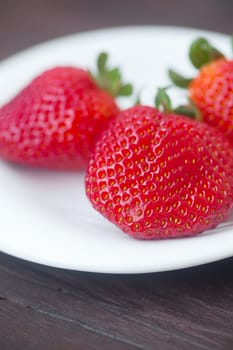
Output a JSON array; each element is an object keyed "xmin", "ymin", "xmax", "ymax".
[{"xmin": 0, "ymin": 26, "xmax": 233, "ymax": 273}]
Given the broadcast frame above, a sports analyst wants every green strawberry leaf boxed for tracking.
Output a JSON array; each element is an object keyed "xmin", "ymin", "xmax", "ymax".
[
  {"xmin": 94, "ymin": 52, "xmax": 133, "ymax": 97},
  {"xmin": 174, "ymin": 99, "xmax": 202, "ymax": 121},
  {"xmin": 168, "ymin": 69, "xmax": 193, "ymax": 88},
  {"xmin": 97, "ymin": 52, "xmax": 108, "ymax": 74},
  {"xmin": 174, "ymin": 105, "xmax": 196, "ymax": 119},
  {"xmin": 154, "ymin": 88, "xmax": 202, "ymax": 121},
  {"xmin": 155, "ymin": 87, "xmax": 173, "ymax": 113},
  {"xmin": 118, "ymin": 84, "xmax": 133, "ymax": 97},
  {"xmin": 189, "ymin": 37, "xmax": 224, "ymax": 69}
]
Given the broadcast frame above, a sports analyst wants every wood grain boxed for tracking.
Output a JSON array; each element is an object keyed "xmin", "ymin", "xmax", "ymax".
[{"xmin": 0, "ymin": 253, "xmax": 233, "ymax": 350}]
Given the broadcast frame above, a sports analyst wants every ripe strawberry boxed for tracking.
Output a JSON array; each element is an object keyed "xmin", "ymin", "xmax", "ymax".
[
  {"xmin": 85, "ymin": 105, "xmax": 233, "ymax": 239},
  {"xmin": 169, "ymin": 37, "xmax": 233, "ymax": 144},
  {"xmin": 0, "ymin": 53, "xmax": 132, "ymax": 170},
  {"xmin": 189, "ymin": 59, "xmax": 233, "ymax": 140}
]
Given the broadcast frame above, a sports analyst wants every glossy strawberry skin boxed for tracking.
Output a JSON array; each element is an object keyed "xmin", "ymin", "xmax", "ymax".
[
  {"xmin": 0, "ymin": 67, "xmax": 119, "ymax": 170},
  {"xmin": 85, "ymin": 105, "xmax": 233, "ymax": 239},
  {"xmin": 189, "ymin": 59, "xmax": 233, "ymax": 144}
]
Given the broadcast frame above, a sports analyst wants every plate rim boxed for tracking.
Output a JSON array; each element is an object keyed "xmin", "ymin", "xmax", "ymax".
[
  {"xmin": 0, "ymin": 25, "xmax": 232, "ymax": 274},
  {"xmin": 0, "ymin": 24, "xmax": 230, "ymax": 66}
]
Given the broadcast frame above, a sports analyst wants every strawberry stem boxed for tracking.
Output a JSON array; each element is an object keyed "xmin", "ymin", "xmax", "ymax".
[
  {"xmin": 94, "ymin": 52, "xmax": 133, "ymax": 97},
  {"xmin": 189, "ymin": 37, "xmax": 224, "ymax": 69}
]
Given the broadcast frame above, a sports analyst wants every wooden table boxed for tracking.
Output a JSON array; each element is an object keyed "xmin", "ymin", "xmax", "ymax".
[{"xmin": 0, "ymin": 1, "xmax": 233, "ymax": 349}]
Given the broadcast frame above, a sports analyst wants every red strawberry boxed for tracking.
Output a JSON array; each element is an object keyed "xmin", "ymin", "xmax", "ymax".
[
  {"xmin": 169, "ymin": 38, "xmax": 233, "ymax": 144},
  {"xmin": 189, "ymin": 59, "xmax": 233, "ymax": 139},
  {"xmin": 0, "ymin": 53, "xmax": 132, "ymax": 170},
  {"xmin": 85, "ymin": 105, "xmax": 233, "ymax": 239}
]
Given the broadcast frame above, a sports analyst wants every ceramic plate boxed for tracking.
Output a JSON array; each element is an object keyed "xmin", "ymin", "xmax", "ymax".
[{"xmin": 0, "ymin": 26, "xmax": 232, "ymax": 273}]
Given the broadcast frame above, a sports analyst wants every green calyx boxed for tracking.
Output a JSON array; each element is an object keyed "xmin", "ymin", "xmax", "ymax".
[
  {"xmin": 168, "ymin": 69, "xmax": 192, "ymax": 89},
  {"xmin": 189, "ymin": 37, "xmax": 224, "ymax": 69},
  {"xmin": 94, "ymin": 52, "xmax": 133, "ymax": 97},
  {"xmin": 155, "ymin": 87, "xmax": 202, "ymax": 121},
  {"xmin": 174, "ymin": 100, "xmax": 202, "ymax": 121},
  {"xmin": 168, "ymin": 37, "xmax": 226, "ymax": 89},
  {"xmin": 155, "ymin": 87, "xmax": 173, "ymax": 113}
]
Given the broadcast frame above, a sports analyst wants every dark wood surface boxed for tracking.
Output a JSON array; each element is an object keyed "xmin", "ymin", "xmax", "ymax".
[{"xmin": 1, "ymin": 1, "xmax": 233, "ymax": 349}]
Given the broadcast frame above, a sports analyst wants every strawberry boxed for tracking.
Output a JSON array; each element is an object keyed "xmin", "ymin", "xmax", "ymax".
[
  {"xmin": 0, "ymin": 53, "xmax": 132, "ymax": 170},
  {"xmin": 85, "ymin": 105, "xmax": 233, "ymax": 239},
  {"xmin": 189, "ymin": 59, "xmax": 233, "ymax": 139},
  {"xmin": 169, "ymin": 37, "xmax": 233, "ymax": 144}
]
